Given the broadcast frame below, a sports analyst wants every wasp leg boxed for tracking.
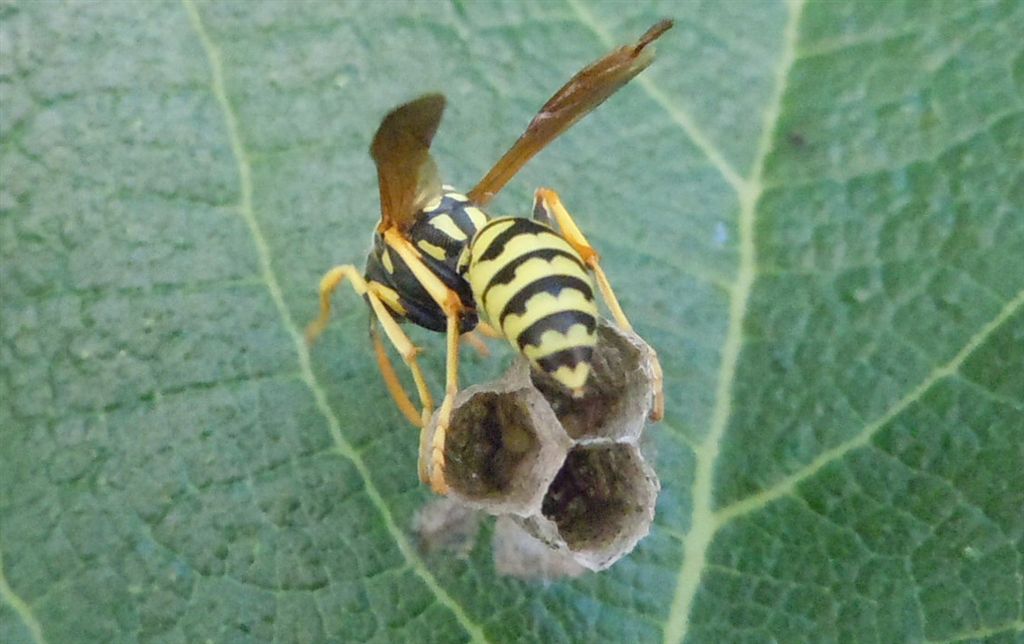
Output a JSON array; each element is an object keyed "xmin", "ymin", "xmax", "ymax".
[
  {"xmin": 425, "ymin": 312, "xmax": 462, "ymax": 494},
  {"xmin": 364, "ymin": 281, "xmax": 437, "ymax": 425},
  {"xmin": 306, "ymin": 265, "xmax": 356, "ymax": 346},
  {"xmin": 533, "ymin": 189, "xmax": 631, "ymax": 329},
  {"xmin": 370, "ymin": 319, "xmax": 423, "ymax": 427},
  {"xmin": 533, "ymin": 188, "xmax": 665, "ymax": 421},
  {"xmin": 475, "ymin": 321, "xmax": 503, "ymax": 339},
  {"xmin": 305, "ymin": 265, "xmax": 435, "ymax": 427},
  {"xmin": 382, "ymin": 229, "xmax": 468, "ymax": 493},
  {"xmin": 462, "ymin": 321, "xmax": 504, "ymax": 357},
  {"xmin": 461, "ymin": 329, "xmax": 491, "ymax": 357},
  {"xmin": 383, "ymin": 229, "xmax": 454, "ymax": 312}
]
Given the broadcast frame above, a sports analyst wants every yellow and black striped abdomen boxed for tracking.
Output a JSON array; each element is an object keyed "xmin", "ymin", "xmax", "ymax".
[{"xmin": 462, "ymin": 217, "xmax": 598, "ymax": 394}]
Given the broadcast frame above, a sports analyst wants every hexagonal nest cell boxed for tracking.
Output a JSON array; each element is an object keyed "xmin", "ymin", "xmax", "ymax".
[
  {"xmin": 444, "ymin": 392, "xmax": 540, "ymax": 499},
  {"xmin": 420, "ymin": 319, "xmax": 661, "ymax": 572},
  {"xmin": 536, "ymin": 443, "xmax": 658, "ymax": 570},
  {"xmin": 424, "ymin": 374, "xmax": 573, "ymax": 516}
]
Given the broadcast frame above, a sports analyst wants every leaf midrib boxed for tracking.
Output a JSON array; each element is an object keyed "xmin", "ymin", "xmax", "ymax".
[
  {"xmin": 657, "ymin": 1, "xmax": 1024, "ymax": 641},
  {"xmin": 660, "ymin": 0, "xmax": 807, "ymax": 640},
  {"xmin": 181, "ymin": 1, "xmax": 490, "ymax": 641},
  {"xmin": 566, "ymin": 0, "xmax": 747, "ymax": 195}
]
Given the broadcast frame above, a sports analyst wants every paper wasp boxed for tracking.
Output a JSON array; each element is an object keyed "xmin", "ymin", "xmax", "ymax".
[{"xmin": 306, "ymin": 20, "xmax": 671, "ymax": 494}]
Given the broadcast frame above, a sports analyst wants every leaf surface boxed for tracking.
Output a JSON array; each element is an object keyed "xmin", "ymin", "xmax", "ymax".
[{"xmin": 1, "ymin": 1, "xmax": 1022, "ymax": 642}]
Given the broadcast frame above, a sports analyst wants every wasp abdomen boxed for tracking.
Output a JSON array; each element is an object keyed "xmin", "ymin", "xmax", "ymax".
[{"xmin": 464, "ymin": 218, "xmax": 598, "ymax": 393}]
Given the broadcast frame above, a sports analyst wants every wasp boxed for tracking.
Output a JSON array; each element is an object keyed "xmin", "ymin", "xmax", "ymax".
[{"xmin": 306, "ymin": 20, "xmax": 671, "ymax": 494}]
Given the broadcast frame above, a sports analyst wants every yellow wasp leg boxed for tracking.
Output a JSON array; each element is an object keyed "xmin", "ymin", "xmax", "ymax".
[
  {"xmin": 533, "ymin": 188, "xmax": 665, "ymax": 421},
  {"xmin": 534, "ymin": 188, "xmax": 632, "ymax": 330},
  {"xmin": 383, "ymin": 229, "xmax": 452, "ymax": 311},
  {"xmin": 305, "ymin": 265, "xmax": 435, "ymax": 427},
  {"xmin": 461, "ymin": 329, "xmax": 491, "ymax": 357},
  {"xmin": 364, "ymin": 281, "xmax": 436, "ymax": 424},
  {"xmin": 382, "ymin": 228, "xmax": 468, "ymax": 493},
  {"xmin": 426, "ymin": 312, "xmax": 462, "ymax": 495},
  {"xmin": 370, "ymin": 320, "xmax": 423, "ymax": 427},
  {"xmin": 475, "ymin": 321, "xmax": 503, "ymax": 339},
  {"xmin": 305, "ymin": 265, "xmax": 357, "ymax": 346}
]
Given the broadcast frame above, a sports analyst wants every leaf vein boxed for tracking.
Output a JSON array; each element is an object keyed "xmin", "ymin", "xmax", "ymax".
[
  {"xmin": 564, "ymin": 0, "xmax": 747, "ymax": 195},
  {"xmin": 181, "ymin": 2, "xmax": 489, "ymax": 641},
  {"xmin": 0, "ymin": 550, "xmax": 46, "ymax": 644},
  {"xmin": 662, "ymin": 1, "xmax": 806, "ymax": 641},
  {"xmin": 715, "ymin": 287, "xmax": 1024, "ymax": 527},
  {"xmin": 925, "ymin": 619, "xmax": 1024, "ymax": 644},
  {"xmin": 955, "ymin": 372, "xmax": 1024, "ymax": 413}
]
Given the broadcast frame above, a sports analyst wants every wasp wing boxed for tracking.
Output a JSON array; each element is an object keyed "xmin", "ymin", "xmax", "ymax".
[
  {"xmin": 371, "ymin": 93, "xmax": 446, "ymax": 232},
  {"xmin": 468, "ymin": 20, "xmax": 673, "ymax": 206}
]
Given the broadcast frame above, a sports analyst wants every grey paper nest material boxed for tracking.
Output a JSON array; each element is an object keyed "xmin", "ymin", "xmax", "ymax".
[{"xmin": 421, "ymin": 320, "xmax": 661, "ymax": 572}]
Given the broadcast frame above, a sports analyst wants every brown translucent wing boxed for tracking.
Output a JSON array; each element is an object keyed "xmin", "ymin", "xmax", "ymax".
[
  {"xmin": 468, "ymin": 19, "xmax": 673, "ymax": 206},
  {"xmin": 370, "ymin": 93, "xmax": 446, "ymax": 232}
]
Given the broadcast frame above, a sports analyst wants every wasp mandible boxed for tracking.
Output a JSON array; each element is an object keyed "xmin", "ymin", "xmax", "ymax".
[{"xmin": 307, "ymin": 20, "xmax": 672, "ymax": 494}]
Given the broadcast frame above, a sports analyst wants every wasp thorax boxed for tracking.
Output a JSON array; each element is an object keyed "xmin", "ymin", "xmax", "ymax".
[{"xmin": 421, "ymin": 319, "xmax": 660, "ymax": 573}]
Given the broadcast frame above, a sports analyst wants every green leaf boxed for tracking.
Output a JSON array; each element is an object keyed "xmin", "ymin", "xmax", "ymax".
[{"xmin": 2, "ymin": 0, "xmax": 1021, "ymax": 642}]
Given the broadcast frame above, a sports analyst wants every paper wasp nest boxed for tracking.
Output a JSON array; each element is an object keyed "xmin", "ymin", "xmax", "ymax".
[{"xmin": 421, "ymin": 321, "xmax": 660, "ymax": 572}]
